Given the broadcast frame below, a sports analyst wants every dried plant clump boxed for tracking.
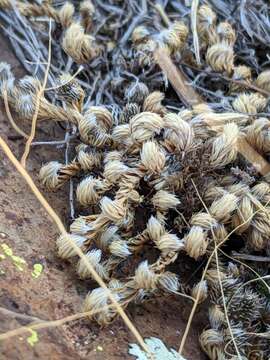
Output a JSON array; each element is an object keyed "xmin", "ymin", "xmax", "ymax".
[
  {"xmin": 21, "ymin": 76, "xmax": 267, "ymax": 331},
  {"xmin": 131, "ymin": 20, "xmax": 188, "ymax": 66},
  {"xmin": 1, "ymin": 1, "xmax": 270, "ymax": 358},
  {"xmin": 62, "ymin": 23, "xmax": 100, "ymax": 64}
]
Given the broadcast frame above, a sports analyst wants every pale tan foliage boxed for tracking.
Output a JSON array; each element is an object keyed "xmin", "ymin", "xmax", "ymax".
[
  {"xmin": 39, "ymin": 161, "xmax": 62, "ymax": 190},
  {"xmin": 152, "ymin": 190, "xmax": 180, "ymax": 211},
  {"xmin": 209, "ymin": 305, "xmax": 225, "ymax": 329},
  {"xmin": 216, "ymin": 22, "xmax": 236, "ymax": 45},
  {"xmin": 163, "ymin": 113, "xmax": 194, "ymax": 152},
  {"xmin": 191, "ymin": 280, "xmax": 208, "ymax": 304},
  {"xmin": 159, "ymin": 21, "xmax": 188, "ymax": 55},
  {"xmin": 79, "ymin": 0, "xmax": 95, "ymax": 32},
  {"xmin": 103, "ymin": 160, "xmax": 129, "ymax": 184},
  {"xmin": 140, "ymin": 141, "xmax": 166, "ymax": 174},
  {"xmin": 184, "ymin": 226, "xmax": 208, "ymax": 260},
  {"xmin": 76, "ymin": 176, "xmax": 106, "ymax": 205},
  {"xmin": 132, "ymin": 26, "xmax": 150, "ymax": 44},
  {"xmin": 245, "ymin": 118, "xmax": 270, "ymax": 154},
  {"xmin": 206, "ymin": 42, "xmax": 234, "ymax": 74},
  {"xmin": 57, "ymin": 233, "xmax": 86, "ymax": 259},
  {"xmin": 62, "ymin": 23, "xmax": 99, "ymax": 63},
  {"xmin": 232, "ymin": 92, "xmax": 267, "ymax": 114},
  {"xmin": 197, "ymin": 5, "xmax": 217, "ymax": 44},
  {"xmin": 109, "ymin": 239, "xmax": 131, "ymax": 258},
  {"xmin": 130, "ymin": 111, "xmax": 164, "ymax": 143},
  {"xmin": 210, "ymin": 123, "xmax": 239, "ymax": 168},
  {"xmin": 100, "ymin": 197, "xmax": 126, "ymax": 223},
  {"xmin": 199, "ymin": 329, "xmax": 224, "ymax": 360},
  {"xmin": 255, "ymin": 70, "xmax": 270, "ymax": 92},
  {"xmin": 142, "ymin": 92, "xmax": 166, "ymax": 116},
  {"xmin": 58, "ymin": 2, "xmax": 74, "ymax": 28},
  {"xmin": 230, "ymin": 65, "xmax": 252, "ymax": 92},
  {"xmin": 77, "ymin": 249, "xmax": 108, "ymax": 280}
]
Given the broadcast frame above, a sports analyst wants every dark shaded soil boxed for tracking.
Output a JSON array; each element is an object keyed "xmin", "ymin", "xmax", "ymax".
[{"xmin": 0, "ymin": 33, "xmax": 206, "ymax": 359}]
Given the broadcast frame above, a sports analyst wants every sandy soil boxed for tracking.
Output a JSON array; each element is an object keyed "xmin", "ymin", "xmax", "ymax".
[{"xmin": 0, "ymin": 33, "xmax": 207, "ymax": 359}]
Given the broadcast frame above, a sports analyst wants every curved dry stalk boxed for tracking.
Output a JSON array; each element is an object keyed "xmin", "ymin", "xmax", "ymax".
[
  {"xmin": 0, "ymin": 304, "xmax": 126, "ymax": 341},
  {"xmin": 20, "ymin": 20, "xmax": 52, "ymax": 168},
  {"xmin": 0, "ymin": 307, "xmax": 41, "ymax": 323},
  {"xmin": 44, "ymin": 66, "xmax": 83, "ymax": 91},
  {"xmin": 154, "ymin": 48, "xmax": 202, "ymax": 107},
  {"xmin": 191, "ymin": 0, "xmax": 201, "ymax": 65}
]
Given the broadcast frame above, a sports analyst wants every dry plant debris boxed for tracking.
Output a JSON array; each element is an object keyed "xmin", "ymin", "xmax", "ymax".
[{"xmin": 0, "ymin": 1, "xmax": 270, "ymax": 359}]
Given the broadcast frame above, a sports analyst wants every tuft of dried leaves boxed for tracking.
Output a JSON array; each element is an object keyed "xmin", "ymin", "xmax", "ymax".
[{"xmin": 1, "ymin": 1, "xmax": 270, "ymax": 358}]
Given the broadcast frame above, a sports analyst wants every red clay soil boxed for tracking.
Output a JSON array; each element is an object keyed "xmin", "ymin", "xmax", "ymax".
[{"xmin": 0, "ymin": 34, "xmax": 207, "ymax": 360}]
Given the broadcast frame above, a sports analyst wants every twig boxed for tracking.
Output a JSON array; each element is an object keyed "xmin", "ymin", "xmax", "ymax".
[
  {"xmin": 173, "ymin": 291, "xmax": 195, "ymax": 303},
  {"xmin": 63, "ymin": 122, "xmax": 75, "ymax": 220},
  {"xmin": 0, "ymin": 136, "xmax": 66, "ymax": 233},
  {"xmin": 154, "ymin": 48, "xmax": 202, "ymax": 107},
  {"xmin": 69, "ymin": 179, "xmax": 75, "ymax": 220},
  {"xmin": 237, "ymin": 136, "xmax": 270, "ymax": 176},
  {"xmin": 0, "ymin": 307, "xmax": 42, "ymax": 323},
  {"xmin": 20, "ymin": 20, "xmax": 52, "ymax": 168},
  {"xmin": 231, "ymin": 251, "xmax": 270, "ymax": 262},
  {"xmin": 31, "ymin": 139, "xmax": 74, "ymax": 146},
  {"xmin": 178, "ymin": 244, "xmax": 212, "ymax": 355}
]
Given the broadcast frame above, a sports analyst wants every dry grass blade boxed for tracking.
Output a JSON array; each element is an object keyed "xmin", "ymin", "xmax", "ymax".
[
  {"xmin": 44, "ymin": 66, "xmax": 83, "ymax": 91},
  {"xmin": 191, "ymin": 0, "xmax": 201, "ymax": 65},
  {"xmin": 178, "ymin": 254, "xmax": 212, "ymax": 355},
  {"xmin": 154, "ymin": 4, "xmax": 171, "ymax": 27},
  {"xmin": 237, "ymin": 136, "xmax": 270, "ymax": 175},
  {"xmin": 20, "ymin": 20, "xmax": 52, "ymax": 168}
]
